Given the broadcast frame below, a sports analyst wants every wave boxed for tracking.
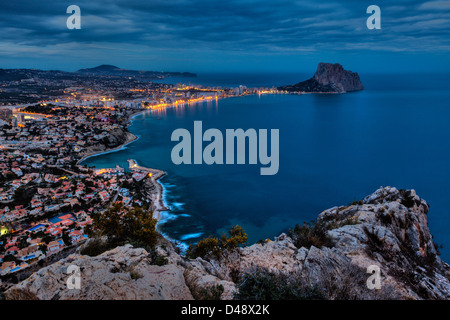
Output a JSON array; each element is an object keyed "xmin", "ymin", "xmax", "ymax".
[
  {"xmin": 179, "ymin": 232, "xmax": 204, "ymax": 241},
  {"xmin": 171, "ymin": 202, "xmax": 185, "ymax": 210}
]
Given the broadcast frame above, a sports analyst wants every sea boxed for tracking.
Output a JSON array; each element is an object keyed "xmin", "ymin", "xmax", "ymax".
[{"xmin": 82, "ymin": 72, "xmax": 450, "ymax": 260}]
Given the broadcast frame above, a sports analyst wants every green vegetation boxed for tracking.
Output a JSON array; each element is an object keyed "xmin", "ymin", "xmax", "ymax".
[
  {"xmin": 129, "ymin": 268, "xmax": 143, "ymax": 280},
  {"xmin": 288, "ymin": 221, "xmax": 334, "ymax": 249},
  {"xmin": 196, "ymin": 284, "xmax": 224, "ymax": 300},
  {"xmin": 38, "ymin": 244, "xmax": 47, "ymax": 256},
  {"xmin": 234, "ymin": 268, "xmax": 326, "ymax": 300},
  {"xmin": 350, "ymin": 199, "xmax": 364, "ymax": 206},
  {"xmin": 326, "ymin": 216, "xmax": 360, "ymax": 230},
  {"xmin": 80, "ymin": 237, "xmax": 116, "ymax": 257},
  {"xmin": 186, "ymin": 225, "xmax": 248, "ymax": 260},
  {"xmin": 149, "ymin": 249, "xmax": 169, "ymax": 266},
  {"xmin": 13, "ymin": 185, "xmax": 36, "ymax": 205},
  {"xmin": 88, "ymin": 202, "xmax": 160, "ymax": 251},
  {"xmin": 2, "ymin": 254, "xmax": 19, "ymax": 264},
  {"xmin": 61, "ymin": 230, "xmax": 72, "ymax": 247},
  {"xmin": 4, "ymin": 288, "xmax": 40, "ymax": 300}
]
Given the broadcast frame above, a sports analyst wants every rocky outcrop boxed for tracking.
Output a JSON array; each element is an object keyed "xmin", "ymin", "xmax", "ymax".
[
  {"xmin": 77, "ymin": 127, "xmax": 136, "ymax": 161},
  {"xmin": 5, "ymin": 187, "xmax": 450, "ymax": 300},
  {"xmin": 278, "ymin": 62, "xmax": 364, "ymax": 93},
  {"xmin": 6, "ymin": 245, "xmax": 194, "ymax": 300},
  {"xmin": 209, "ymin": 187, "xmax": 450, "ymax": 299}
]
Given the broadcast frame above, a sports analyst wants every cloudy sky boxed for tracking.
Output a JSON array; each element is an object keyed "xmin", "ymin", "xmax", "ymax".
[{"xmin": 0, "ymin": 0, "xmax": 449, "ymax": 73}]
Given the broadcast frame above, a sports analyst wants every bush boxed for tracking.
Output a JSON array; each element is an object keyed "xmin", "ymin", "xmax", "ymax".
[
  {"xmin": 129, "ymin": 268, "xmax": 143, "ymax": 280},
  {"xmin": 150, "ymin": 249, "xmax": 169, "ymax": 266},
  {"xmin": 4, "ymin": 288, "xmax": 40, "ymax": 300},
  {"xmin": 220, "ymin": 225, "xmax": 248, "ymax": 251},
  {"xmin": 288, "ymin": 221, "xmax": 334, "ymax": 249},
  {"xmin": 90, "ymin": 203, "xmax": 160, "ymax": 250},
  {"xmin": 234, "ymin": 268, "xmax": 326, "ymax": 300},
  {"xmin": 80, "ymin": 238, "xmax": 115, "ymax": 257},
  {"xmin": 186, "ymin": 225, "xmax": 248, "ymax": 260},
  {"xmin": 196, "ymin": 284, "xmax": 225, "ymax": 300},
  {"xmin": 186, "ymin": 236, "xmax": 221, "ymax": 260}
]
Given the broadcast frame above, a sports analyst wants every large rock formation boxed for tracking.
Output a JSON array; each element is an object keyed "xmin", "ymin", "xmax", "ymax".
[
  {"xmin": 5, "ymin": 187, "xmax": 450, "ymax": 300},
  {"xmin": 278, "ymin": 62, "xmax": 364, "ymax": 93}
]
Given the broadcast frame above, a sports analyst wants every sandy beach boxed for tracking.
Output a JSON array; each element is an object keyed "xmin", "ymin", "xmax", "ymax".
[
  {"xmin": 127, "ymin": 159, "xmax": 170, "ymax": 221},
  {"xmin": 76, "ymin": 108, "xmax": 170, "ymax": 223}
]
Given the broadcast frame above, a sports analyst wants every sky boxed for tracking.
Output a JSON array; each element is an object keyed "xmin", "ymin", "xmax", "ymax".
[{"xmin": 0, "ymin": 0, "xmax": 449, "ymax": 74}]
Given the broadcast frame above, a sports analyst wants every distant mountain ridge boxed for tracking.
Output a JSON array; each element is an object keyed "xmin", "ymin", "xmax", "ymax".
[
  {"xmin": 78, "ymin": 64, "xmax": 122, "ymax": 72},
  {"xmin": 0, "ymin": 65, "xmax": 196, "ymax": 82},
  {"xmin": 278, "ymin": 62, "xmax": 364, "ymax": 93},
  {"xmin": 77, "ymin": 64, "xmax": 196, "ymax": 79}
]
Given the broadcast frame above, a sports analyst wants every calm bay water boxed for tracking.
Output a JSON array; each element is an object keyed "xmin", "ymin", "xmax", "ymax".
[{"xmin": 83, "ymin": 72, "xmax": 450, "ymax": 260}]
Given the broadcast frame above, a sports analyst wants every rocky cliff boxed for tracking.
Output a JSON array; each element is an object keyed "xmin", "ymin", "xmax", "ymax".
[
  {"xmin": 77, "ymin": 127, "xmax": 136, "ymax": 161},
  {"xmin": 5, "ymin": 187, "xmax": 450, "ymax": 300},
  {"xmin": 278, "ymin": 62, "xmax": 364, "ymax": 93}
]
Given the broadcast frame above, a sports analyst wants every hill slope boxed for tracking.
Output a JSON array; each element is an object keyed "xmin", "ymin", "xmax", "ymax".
[{"xmin": 5, "ymin": 187, "xmax": 450, "ymax": 300}]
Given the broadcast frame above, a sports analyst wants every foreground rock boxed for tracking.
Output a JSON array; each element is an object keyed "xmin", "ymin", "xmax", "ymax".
[
  {"xmin": 5, "ymin": 245, "xmax": 194, "ymax": 300},
  {"xmin": 5, "ymin": 187, "xmax": 450, "ymax": 300},
  {"xmin": 278, "ymin": 62, "xmax": 364, "ymax": 93},
  {"xmin": 212, "ymin": 187, "xmax": 450, "ymax": 299}
]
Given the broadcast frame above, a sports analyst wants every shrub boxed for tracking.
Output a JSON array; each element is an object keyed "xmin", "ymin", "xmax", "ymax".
[
  {"xmin": 186, "ymin": 225, "xmax": 248, "ymax": 260},
  {"xmin": 4, "ymin": 288, "xmax": 40, "ymax": 300},
  {"xmin": 90, "ymin": 203, "xmax": 160, "ymax": 250},
  {"xmin": 197, "ymin": 284, "xmax": 225, "ymax": 300},
  {"xmin": 150, "ymin": 249, "xmax": 169, "ymax": 266},
  {"xmin": 186, "ymin": 236, "xmax": 221, "ymax": 260},
  {"xmin": 315, "ymin": 260, "xmax": 400, "ymax": 300},
  {"xmin": 129, "ymin": 268, "xmax": 143, "ymax": 280},
  {"xmin": 350, "ymin": 200, "xmax": 364, "ymax": 206},
  {"xmin": 234, "ymin": 268, "xmax": 326, "ymax": 300},
  {"xmin": 80, "ymin": 238, "xmax": 115, "ymax": 257},
  {"xmin": 326, "ymin": 216, "xmax": 360, "ymax": 230},
  {"xmin": 219, "ymin": 225, "xmax": 248, "ymax": 251},
  {"xmin": 288, "ymin": 221, "xmax": 334, "ymax": 249}
]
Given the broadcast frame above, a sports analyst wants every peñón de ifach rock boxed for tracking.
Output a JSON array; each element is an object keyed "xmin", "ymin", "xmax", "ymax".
[{"xmin": 278, "ymin": 62, "xmax": 364, "ymax": 93}]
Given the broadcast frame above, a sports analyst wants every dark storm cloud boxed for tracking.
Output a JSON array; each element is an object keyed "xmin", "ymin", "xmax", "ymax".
[
  {"xmin": 1, "ymin": 0, "xmax": 449, "ymax": 51},
  {"xmin": 0, "ymin": 0, "xmax": 449, "ymax": 71}
]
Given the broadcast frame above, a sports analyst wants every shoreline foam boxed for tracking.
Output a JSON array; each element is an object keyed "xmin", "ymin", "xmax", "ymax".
[
  {"xmin": 77, "ymin": 100, "xmax": 228, "ymax": 251},
  {"xmin": 77, "ymin": 109, "xmax": 184, "ymax": 248}
]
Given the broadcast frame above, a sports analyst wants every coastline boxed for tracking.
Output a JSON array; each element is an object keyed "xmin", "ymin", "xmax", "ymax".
[
  {"xmin": 76, "ymin": 108, "xmax": 147, "ymax": 165},
  {"xmin": 76, "ymin": 131, "xmax": 139, "ymax": 165},
  {"xmin": 74, "ymin": 96, "xmax": 234, "ymax": 248},
  {"xmin": 76, "ymin": 108, "xmax": 171, "ymax": 226},
  {"xmin": 127, "ymin": 158, "xmax": 170, "ymax": 222}
]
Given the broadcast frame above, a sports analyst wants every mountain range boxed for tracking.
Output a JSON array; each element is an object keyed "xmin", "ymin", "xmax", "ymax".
[{"xmin": 0, "ymin": 65, "xmax": 196, "ymax": 82}]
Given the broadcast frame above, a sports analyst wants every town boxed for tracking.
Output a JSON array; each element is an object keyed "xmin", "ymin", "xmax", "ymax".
[{"xmin": 0, "ymin": 66, "xmax": 279, "ymax": 288}]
